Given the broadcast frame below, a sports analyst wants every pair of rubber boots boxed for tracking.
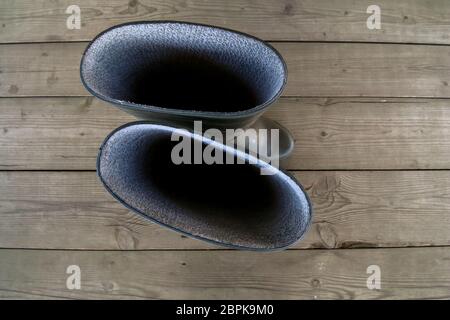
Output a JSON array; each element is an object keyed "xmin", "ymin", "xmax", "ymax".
[{"xmin": 80, "ymin": 21, "xmax": 312, "ymax": 250}]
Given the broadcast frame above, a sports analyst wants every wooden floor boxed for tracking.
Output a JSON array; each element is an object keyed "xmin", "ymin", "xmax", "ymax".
[{"xmin": 1, "ymin": 0, "xmax": 450, "ymax": 299}]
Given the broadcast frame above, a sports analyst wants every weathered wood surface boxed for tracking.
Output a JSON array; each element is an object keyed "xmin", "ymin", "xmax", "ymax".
[
  {"xmin": 2, "ymin": 0, "xmax": 450, "ymax": 44},
  {"xmin": 2, "ymin": 97, "xmax": 450, "ymax": 170},
  {"xmin": 2, "ymin": 42, "xmax": 450, "ymax": 98},
  {"xmin": 1, "ymin": 170, "xmax": 450, "ymax": 250},
  {"xmin": 2, "ymin": 0, "xmax": 450, "ymax": 301},
  {"xmin": 1, "ymin": 247, "xmax": 449, "ymax": 299}
]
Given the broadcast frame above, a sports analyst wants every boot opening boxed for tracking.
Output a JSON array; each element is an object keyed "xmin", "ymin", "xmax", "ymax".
[
  {"xmin": 98, "ymin": 123, "xmax": 311, "ymax": 250},
  {"xmin": 81, "ymin": 22, "xmax": 286, "ymax": 113}
]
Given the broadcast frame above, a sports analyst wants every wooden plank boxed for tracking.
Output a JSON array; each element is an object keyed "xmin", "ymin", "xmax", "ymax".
[
  {"xmin": 0, "ymin": 43, "xmax": 82, "ymax": 98},
  {"xmin": 2, "ymin": 42, "xmax": 450, "ymax": 98},
  {"xmin": 0, "ymin": 97, "xmax": 130, "ymax": 170},
  {"xmin": 2, "ymin": 0, "xmax": 450, "ymax": 44},
  {"xmin": 1, "ymin": 170, "xmax": 450, "ymax": 250},
  {"xmin": 2, "ymin": 97, "xmax": 450, "ymax": 170},
  {"xmin": 0, "ymin": 247, "xmax": 449, "ymax": 299}
]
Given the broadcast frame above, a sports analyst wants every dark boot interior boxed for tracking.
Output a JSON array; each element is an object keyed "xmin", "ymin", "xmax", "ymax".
[
  {"xmin": 81, "ymin": 23, "xmax": 286, "ymax": 113},
  {"xmin": 97, "ymin": 123, "xmax": 311, "ymax": 250}
]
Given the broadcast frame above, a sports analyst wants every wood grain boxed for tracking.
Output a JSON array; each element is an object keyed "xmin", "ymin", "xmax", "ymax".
[
  {"xmin": 2, "ymin": 0, "xmax": 450, "ymax": 301},
  {"xmin": 1, "ymin": 247, "xmax": 449, "ymax": 299},
  {"xmin": 2, "ymin": 97, "xmax": 450, "ymax": 170},
  {"xmin": 2, "ymin": 0, "xmax": 450, "ymax": 44},
  {"xmin": 2, "ymin": 42, "xmax": 450, "ymax": 98},
  {"xmin": 1, "ymin": 170, "xmax": 450, "ymax": 250}
]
